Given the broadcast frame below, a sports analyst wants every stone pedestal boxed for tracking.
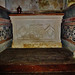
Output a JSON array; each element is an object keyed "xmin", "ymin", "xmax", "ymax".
[{"xmin": 10, "ymin": 13, "xmax": 64, "ymax": 48}]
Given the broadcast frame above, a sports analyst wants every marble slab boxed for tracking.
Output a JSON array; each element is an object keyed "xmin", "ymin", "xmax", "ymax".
[{"xmin": 10, "ymin": 14, "xmax": 63, "ymax": 48}]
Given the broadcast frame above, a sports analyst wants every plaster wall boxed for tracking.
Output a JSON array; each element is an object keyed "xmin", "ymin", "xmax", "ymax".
[
  {"xmin": 0, "ymin": 0, "xmax": 5, "ymax": 7},
  {"xmin": 5, "ymin": 0, "xmax": 64, "ymax": 12}
]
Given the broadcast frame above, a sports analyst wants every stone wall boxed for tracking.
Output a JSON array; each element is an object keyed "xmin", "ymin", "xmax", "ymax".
[
  {"xmin": 0, "ymin": 0, "xmax": 5, "ymax": 7},
  {"xmin": 5, "ymin": 0, "xmax": 64, "ymax": 12}
]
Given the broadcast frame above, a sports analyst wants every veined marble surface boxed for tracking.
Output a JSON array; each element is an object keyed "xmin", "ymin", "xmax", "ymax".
[{"xmin": 10, "ymin": 15, "xmax": 63, "ymax": 48}]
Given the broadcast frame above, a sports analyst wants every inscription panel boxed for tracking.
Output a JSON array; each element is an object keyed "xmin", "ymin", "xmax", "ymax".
[{"xmin": 17, "ymin": 20, "xmax": 55, "ymax": 41}]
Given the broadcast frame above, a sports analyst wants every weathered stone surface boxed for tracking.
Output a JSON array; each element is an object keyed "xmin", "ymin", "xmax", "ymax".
[
  {"xmin": 0, "ymin": 48, "xmax": 73, "ymax": 65},
  {"xmin": 10, "ymin": 14, "xmax": 63, "ymax": 48},
  {"xmin": 0, "ymin": 0, "xmax": 5, "ymax": 7}
]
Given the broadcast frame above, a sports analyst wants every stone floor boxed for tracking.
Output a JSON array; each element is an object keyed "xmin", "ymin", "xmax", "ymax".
[
  {"xmin": 0, "ymin": 48, "xmax": 75, "ymax": 74},
  {"xmin": 0, "ymin": 48, "xmax": 74, "ymax": 65}
]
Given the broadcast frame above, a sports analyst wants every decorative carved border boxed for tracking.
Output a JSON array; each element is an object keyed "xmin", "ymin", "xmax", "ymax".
[
  {"xmin": 0, "ymin": 18, "xmax": 12, "ymax": 44},
  {"xmin": 62, "ymin": 17, "xmax": 75, "ymax": 45}
]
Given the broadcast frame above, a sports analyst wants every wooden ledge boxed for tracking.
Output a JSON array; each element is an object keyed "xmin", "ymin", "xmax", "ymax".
[{"xmin": 9, "ymin": 13, "xmax": 64, "ymax": 16}]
